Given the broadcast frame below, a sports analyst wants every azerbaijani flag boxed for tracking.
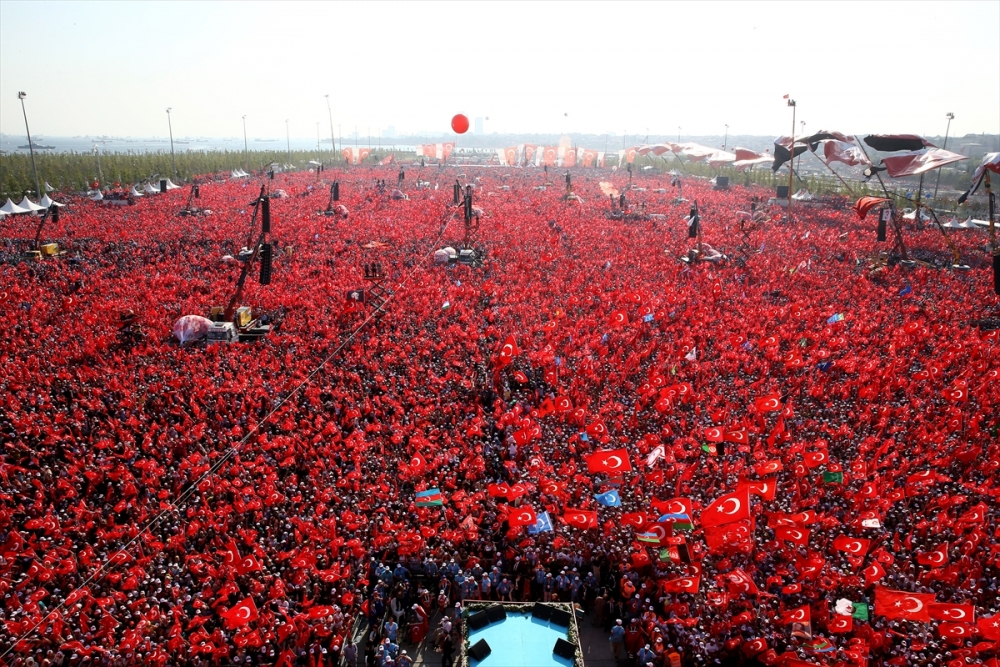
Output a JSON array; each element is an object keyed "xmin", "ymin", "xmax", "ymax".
[
  {"xmin": 805, "ymin": 638, "xmax": 835, "ymax": 653},
  {"xmin": 658, "ymin": 513, "xmax": 694, "ymax": 531},
  {"xmin": 415, "ymin": 489, "xmax": 445, "ymax": 507}
]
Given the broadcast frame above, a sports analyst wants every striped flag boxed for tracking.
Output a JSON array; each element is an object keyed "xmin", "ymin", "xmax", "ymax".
[{"xmin": 415, "ymin": 489, "xmax": 445, "ymax": 507}]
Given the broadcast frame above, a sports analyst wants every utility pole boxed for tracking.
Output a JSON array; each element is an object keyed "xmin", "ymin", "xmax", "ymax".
[
  {"xmin": 166, "ymin": 107, "xmax": 177, "ymax": 177},
  {"xmin": 933, "ymin": 112, "xmax": 955, "ymax": 200}
]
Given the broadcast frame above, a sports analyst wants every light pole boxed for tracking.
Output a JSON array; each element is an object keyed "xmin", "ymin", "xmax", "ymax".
[
  {"xmin": 325, "ymin": 95, "xmax": 336, "ymax": 161},
  {"xmin": 285, "ymin": 119, "xmax": 291, "ymax": 166},
  {"xmin": 796, "ymin": 120, "xmax": 806, "ymax": 176},
  {"xmin": 933, "ymin": 112, "xmax": 955, "ymax": 199},
  {"xmin": 17, "ymin": 92, "xmax": 42, "ymax": 202},
  {"xmin": 242, "ymin": 115, "xmax": 248, "ymax": 169},
  {"xmin": 677, "ymin": 126, "xmax": 681, "ymax": 143},
  {"xmin": 723, "ymin": 124, "xmax": 729, "ymax": 151},
  {"xmin": 166, "ymin": 107, "xmax": 177, "ymax": 177}
]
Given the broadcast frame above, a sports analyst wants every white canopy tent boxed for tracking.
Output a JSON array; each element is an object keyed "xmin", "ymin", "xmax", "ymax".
[
  {"xmin": 17, "ymin": 196, "xmax": 46, "ymax": 212},
  {"xmin": 130, "ymin": 186, "xmax": 144, "ymax": 197},
  {"xmin": 144, "ymin": 183, "xmax": 160, "ymax": 194},
  {"xmin": 164, "ymin": 179, "xmax": 181, "ymax": 190},
  {"xmin": 39, "ymin": 194, "xmax": 65, "ymax": 208},
  {"xmin": 90, "ymin": 191, "xmax": 104, "ymax": 201},
  {"xmin": 1, "ymin": 198, "xmax": 30, "ymax": 214}
]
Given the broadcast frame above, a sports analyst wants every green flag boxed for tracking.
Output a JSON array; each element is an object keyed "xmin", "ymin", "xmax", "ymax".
[
  {"xmin": 822, "ymin": 471, "xmax": 843, "ymax": 484},
  {"xmin": 852, "ymin": 602, "xmax": 868, "ymax": 621}
]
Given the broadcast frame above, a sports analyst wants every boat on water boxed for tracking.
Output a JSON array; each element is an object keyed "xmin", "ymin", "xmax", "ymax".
[{"xmin": 18, "ymin": 140, "xmax": 56, "ymax": 149}]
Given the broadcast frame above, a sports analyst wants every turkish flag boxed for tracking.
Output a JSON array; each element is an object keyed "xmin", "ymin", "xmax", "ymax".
[
  {"xmin": 916, "ymin": 544, "xmax": 949, "ymax": 567},
  {"xmin": 508, "ymin": 507, "xmax": 538, "ymax": 527},
  {"xmin": 651, "ymin": 497, "xmax": 692, "ymax": 518},
  {"xmin": 929, "ymin": 602, "xmax": 975, "ymax": 623},
  {"xmin": 408, "ymin": 453, "xmax": 427, "ymax": 474},
  {"xmin": 724, "ymin": 429, "xmax": 749, "ymax": 443},
  {"xmin": 874, "ymin": 586, "xmax": 935, "ymax": 622},
  {"xmin": 222, "ymin": 597, "xmax": 259, "ymax": 629},
  {"xmin": 721, "ymin": 568, "xmax": 759, "ymax": 596},
  {"xmin": 775, "ymin": 526, "xmax": 810, "ymax": 547},
  {"xmin": 236, "ymin": 555, "xmax": 263, "ymax": 575},
  {"xmin": 586, "ymin": 448, "xmax": 633, "ymax": 474},
  {"xmin": 586, "ymin": 421, "xmax": 609, "ymax": 439},
  {"xmin": 504, "ymin": 146, "xmax": 518, "ymax": 166},
  {"xmin": 621, "ymin": 512, "xmax": 650, "ymax": 529},
  {"xmin": 543, "ymin": 146, "xmax": 558, "ymax": 166},
  {"xmin": 659, "ymin": 575, "xmax": 700, "ymax": 594},
  {"xmin": 562, "ymin": 509, "xmax": 597, "ymax": 530},
  {"xmin": 608, "ymin": 310, "xmax": 629, "ymax": 327},
  {"xmin": 704, "ymin": 427, "xmax": 725, "ymax": 442},
  {"xmin": 754, "ymin": 459, "xmax": 783, "ymax": 476},
  {"xmin": 833, "ymin": 535, "xmax": 871, "ymax": 556},
  {"xmin": 937, "ymin": 623, "xmax": 974, "ymax": 640},
  {"xmin": 828, "ymin": 616, "xmax": 853, "ymax": 633},
  {"xmin": 487, "ymin": 483, "xmax": 511, "ymax": 498},
  {"xmin": 700, "ymin": 488, "xmax": 751, "ymax": 528},
  {"xmin": 495, "ymin": 336, "xmax": 519, "ymax": 367},
  {"xmin": 862, "ymin": 561, "xmax": 886, "ymax": 586},
  {"xmin": 781, "ymin": 605, "xmax": 811, "ymax": 625},
  {"xmin": 977, "ymin": 615, "xmax": 1000, "ymax": 641},
  {"xmin": 704, "ymin": 519, "xmax": 753, "ymax": 554},
  {"xmin": 754, "ymin": 394, "xmax": 783, "ymax": 412},
  {"xmin": 738, "ymin": 478, "xmax": 776, "ymax": 501}
]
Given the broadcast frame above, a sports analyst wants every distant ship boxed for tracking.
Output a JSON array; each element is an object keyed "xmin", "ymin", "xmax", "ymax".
[{"xmin": 18, "ymin": 140, "xmax": 56, "ymax": 149}]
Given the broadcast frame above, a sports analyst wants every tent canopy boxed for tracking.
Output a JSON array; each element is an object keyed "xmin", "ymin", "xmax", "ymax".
[
  {"xmin": 39, "ymin": 194, "xmax": 65, "ymax": 208},
  {"xmin": 1, "ymin": 198, "xmax": 30, "ymax": 214},
  {"xmin": 17, "ymin": 196, "xmax": 46, "ymax": 212}
]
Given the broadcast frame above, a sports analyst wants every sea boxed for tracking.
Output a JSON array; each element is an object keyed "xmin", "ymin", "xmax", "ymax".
[{"xmin": 0, "ymin": 135, "xmax": 422, "ymax": 156}]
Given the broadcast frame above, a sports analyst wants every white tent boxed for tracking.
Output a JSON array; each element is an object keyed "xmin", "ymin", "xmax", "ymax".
[
  {"xmin": 164, "ymin": 179, "xmax": 181, "ymax": 190},
  {"xmin": 90, "ymin": 191, "xmax": 104, "ymax": 201},
  {"xmin": 144, "ymin": 183, "xmax": 160, "ymax": 194},
  {"xmin": 1, "ymin": 198, "xmax": 30, "ymax": 214},
  {"xmin": 130, "ymin": 186, "xmax": 144, "ymax": 197},
  {"xmin": 44, "ymin": 182, "xmax": 55, "ymax": 192},
  {"xmin": 17, "ymin": 196, "xmax": 46, "ymax": 212},
  {"xmin": 39, "ymin": 194, "xmax": 65, "ymax": 208}
]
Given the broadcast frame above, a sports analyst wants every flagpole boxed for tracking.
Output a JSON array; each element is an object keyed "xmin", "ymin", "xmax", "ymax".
[
  {"xmin": 788, "ymin": 99, "xmax": 796, "ymax": 216},
  {"xmin": 818, "ymin": 156, "xmax": 856, "ymax": 197}
]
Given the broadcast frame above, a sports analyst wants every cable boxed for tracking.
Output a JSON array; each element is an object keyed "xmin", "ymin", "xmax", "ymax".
[{"xmin": 2, "ymin": 204, "xmax": 456, "ymax": 659}]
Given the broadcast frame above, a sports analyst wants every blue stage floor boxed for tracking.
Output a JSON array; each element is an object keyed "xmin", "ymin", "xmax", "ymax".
[{"xmin": 468, "ymin": 612, "xmax": 574, "ymax": 667}]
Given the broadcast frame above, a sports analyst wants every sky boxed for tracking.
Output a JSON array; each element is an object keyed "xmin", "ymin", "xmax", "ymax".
[{"xmin": 1, "ymin": 1, "xmax": 998, "ymax": 142}]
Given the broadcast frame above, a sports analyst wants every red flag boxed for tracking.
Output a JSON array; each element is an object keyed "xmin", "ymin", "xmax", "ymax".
[
  {"xmin": 651, "ymin": 497, "xmax": 692, "ymax": 518},
  {"xmin": 916, "ymin": 544, "xmax": 949, "ymax": 567},
  {"xmin": 874, "ymin": 586, "xmax": 935, "ymax": 622},
  {"xmin": 408, "ymin": 452, "xmax": 427, "ymax": 474},
  {"xmin": 977, "ymin": 615, "xmax": 1000, "ymax": 641},
  {"xmin": 754, "ymin": 394, "xmax": 782, "ymax": 412},
  {"xmin": 738, "ymin": 478, "xmax": 776, "ymax": 501},
  {"xmin": 754, "ymin": 460, "xmax": 782, "ymax": 476},
  {"xmin": 832, "ymin": 536, "xmax": 871, "ymax": 556},
  {"xmin": 828, "ymin": 616, "xmax": 852, "ymax": 633},
  {"xmin": 862, "ymin": 561, "xmax": 886, "ymax": 586},
  {"xmin": 853, "ymin": 196, "xmax": 890, "ymax": 219},
  {"xmin": 221, "ymin": 597, "xmax": 259, "ymax": 629},
  {"xmin": 236, "ymin": 555, "xmax": 263, "ymax": 575},
  {"xmin": 721, "ymin": 568, "xmax": 759, "ymax": 596},
  {"xmin": 507, "ymin": 507, "xmax": 538, "ymax": 527},
  {"xmin": 495, "ymin": 336, "xmax": 519, "ymax": 367},
  {"xmin": 781, "ymin": 605, "xmax": 811, "ymax": 625},
  {"xmin": 659, "ymin": 575, "xmax": 701, "ymax": 594},
  {"xmin": 775, "ymin": 526, "xmax": 810, "ymax": 547},
  {"xmin": 928, "ymin": 602, "xmax": 975, "ymax": 623},
  {"xmin": 487, "ymin": 483, "xmax": 511, "ymax": 498},
  {"xmin": 937, "ymin": 623, "xmax": 974, "ymax": 641},
  {"xmin": 704, "ymin": 426, "xmax": 725, "ymax": 442},
  {"xmin": 621, "ymin": 512, "xmax": 650, "ymax": 529},
  {"xmin": 562, "ymin": 509, "xmax": 597, "ymax": 530},
  {"xmin": 724, "ymin": 429, "xmax": 749, "ymax": 444},
  {"xmin": 608, "ymin": 310, "xmax": 629, "ymax": 327},
  {"xmin": 586, "ymin": 448, "xmax": 633, "ymax": 474},
  {"xmin": 704, "ymin": 519, "xmax": 753, "ymax": 554},
  {"xmin": 700, "ymin": 488, "xmax": 751, "ymax": 528}
]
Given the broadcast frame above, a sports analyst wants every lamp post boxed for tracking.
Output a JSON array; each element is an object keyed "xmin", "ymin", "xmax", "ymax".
[
  {"xmin": 325, "ymin": 95, "xmax": 336, "ymax": 161},
  {"xmin": 677, "ymin": 126, "xmax": 681, "ymax": 143},
  {"xmin": 17, "ymin": 92, "xmax": 42, "ymax": 202},
  {"xmin": 723, "ymin": 124, "xmax": 729, "ymax": 151},
  {"xmin": 796, "ymin": 120, "xmax": 806, "ymax": 177},
  {"xmin": 285, "ymin": 119, "xmax": 291, "ymax": 166},
  {"xmin": 933, "ymin": 112, "xmax": 955, "ymax": 200},
  {"xmin": 242, "ymin": 115, "xmax": 248, "ymax": 169},
  {"xmin": 166, "ymin": 107, "xmax": 177, "ymax": 177},
  {"xmin": 786, "ymin": 97, "xmax": 797, "ymax": 214}
]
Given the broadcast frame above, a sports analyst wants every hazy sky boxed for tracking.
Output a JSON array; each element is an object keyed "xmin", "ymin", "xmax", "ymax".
[{"xmin": 1, "ymin": 1, "xmax": 998, "ymax": 141}]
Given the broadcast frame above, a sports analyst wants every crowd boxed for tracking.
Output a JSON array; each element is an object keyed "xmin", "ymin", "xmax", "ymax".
[{"xmin": 1, "ymin": 162, "xmax": 998, "ymax": 667}]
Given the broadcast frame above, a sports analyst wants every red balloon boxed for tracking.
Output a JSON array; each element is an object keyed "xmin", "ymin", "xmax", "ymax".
[{"xmin": 451, "ymin": 114, "xmax": 469, "ymax": 134}]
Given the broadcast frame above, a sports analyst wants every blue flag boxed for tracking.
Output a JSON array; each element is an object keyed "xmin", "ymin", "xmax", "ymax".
[
  {"xmin": 827, "ymin": 313, "xmax": 845, "ymax": 324},
  {"xmin": 899, "ymin": 285, "xmax": 912, "ymax": 296},
  {"xmin": 741, "ymin": 341, "xmax": 753, "ymax": 351},
  {"xmin": 657, "ymin": 513, "xmax": 691, "ymax": 523},
  {"xmin": 643, "ymin": 313, "xmax": 654, "ymax": 323},
  {"xmin": 579, "ymin": 432, "xmax": 589, "ymax": 442},
  {"xmin": 527, "ymin": 511, "xmax": 554, "ymax": 534},
  {"xmin": 817, "ymin": 361, "xmax": 834, "ymax": 372},
  {"xmin": 594, "ymin": 490, "xmax": 621, "ymax": 507}
]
